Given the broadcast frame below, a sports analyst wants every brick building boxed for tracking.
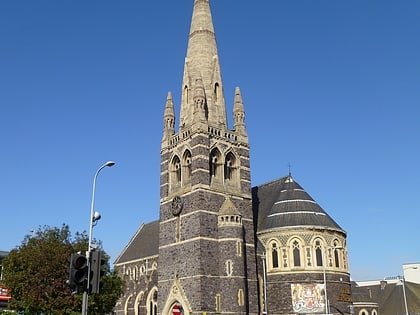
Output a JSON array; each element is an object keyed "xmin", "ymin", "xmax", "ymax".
[{"xmin": 114, "ymin": 1, "xmax": 372, "ymax": 315}]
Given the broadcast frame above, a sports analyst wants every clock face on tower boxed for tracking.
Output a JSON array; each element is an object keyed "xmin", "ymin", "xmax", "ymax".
[{"xmin": 171, "ymin": 196, "xmax": 183, "ymax": 216}]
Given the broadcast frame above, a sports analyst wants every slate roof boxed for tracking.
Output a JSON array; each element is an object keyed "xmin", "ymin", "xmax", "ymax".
[
  {"xmin": 356, "ymin": 280, "xmax": 420, "ymax": 315},
  {"xmin": 252, "ymin": 175, "xmax": 345, "ymax": 234},
  {"xmin": 115, "ymin": 175, "xmax": 345, "ymax": 264},
  {"xmin": 114, "ymin": 220, "xmax": 159, "ymax": 265},
  {"xmin": 351, "ymin": 281, "xmax": 377, "ymax": 303}
]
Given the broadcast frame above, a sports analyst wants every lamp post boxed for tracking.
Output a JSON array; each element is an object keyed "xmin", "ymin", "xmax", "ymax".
[
  {"xmin": 322, "ymin": 248, "xmax": 328, "ymax": 314},
  {"xmin": 82, "ymin": 161, "xmax": 115, "ymax": 315},
  {"xmin": 402, "ymin": 266, "xmax": 418, "ymax": 315}
]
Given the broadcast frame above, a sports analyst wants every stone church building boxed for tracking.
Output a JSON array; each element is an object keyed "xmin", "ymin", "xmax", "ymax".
[{"xmin": 114, "ymin": 1, "xmax": 376, "ymax": 315}]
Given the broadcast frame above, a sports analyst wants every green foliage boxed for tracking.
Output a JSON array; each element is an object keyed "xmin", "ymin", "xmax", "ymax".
[
  {"xmin": 88, "ymin": 269, "xmax": 124, "ymax": 315},
  {"xmin": 2, "ymin": 224, "xmax": 124, "ymax": 315}
]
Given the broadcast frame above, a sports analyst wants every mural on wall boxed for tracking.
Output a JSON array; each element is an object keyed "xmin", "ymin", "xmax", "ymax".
[{"xmin": 291, "ymin": 283, "xmax": 325, "ymax": 314}]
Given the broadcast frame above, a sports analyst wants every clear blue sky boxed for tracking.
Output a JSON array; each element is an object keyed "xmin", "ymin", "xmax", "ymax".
[{"xmin": 1, "ymin": 0, "xmax": 419, "ymax": 281}]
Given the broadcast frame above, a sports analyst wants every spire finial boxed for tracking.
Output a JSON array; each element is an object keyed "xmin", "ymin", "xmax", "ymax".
[
  {"xmin": 233, "ymin": 87, "xmax": 247, "ymax": 137},
  {"xmin": 162, "ymin": 91, "xmax": 175, "ymax": 141}
]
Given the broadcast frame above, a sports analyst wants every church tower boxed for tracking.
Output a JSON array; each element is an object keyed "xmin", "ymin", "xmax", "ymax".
[{"xmin": 158, "ymin": 1, "xmax": 258, "ymax": 315}]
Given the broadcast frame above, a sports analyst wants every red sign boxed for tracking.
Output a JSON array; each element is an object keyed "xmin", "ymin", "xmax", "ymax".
[
  {"xmin": 172, "ymin": 303, "xmax": 182, "ymax": 315},
  {"xmin": 0, "ymin": 285, "xmax": 11, "ymax": 301}
]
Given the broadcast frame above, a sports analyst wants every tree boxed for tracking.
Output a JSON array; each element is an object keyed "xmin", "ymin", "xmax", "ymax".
[{"xmin": 2, "ymin": 225, "xmax": 124, "ymax": 315}]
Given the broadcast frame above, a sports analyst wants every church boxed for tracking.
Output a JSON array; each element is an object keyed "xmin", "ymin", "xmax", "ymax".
[{"xmin": 114, "ymin": 1, "xmax": 375, "ymax": 315}]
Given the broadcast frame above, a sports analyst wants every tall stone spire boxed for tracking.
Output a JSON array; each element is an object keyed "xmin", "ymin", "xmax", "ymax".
[{"xmin": 179, "ymin": 0, "xmax": 226, "ymax": 130}]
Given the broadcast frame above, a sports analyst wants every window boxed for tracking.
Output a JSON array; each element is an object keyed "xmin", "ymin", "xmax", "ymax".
[
  {"xmin": 292, "ymin": 240, "xmax": 301, "ymax": 267},
  {"xmin": 238, "ymin": 289, "xmax": 245, "ymax": 306},
  {"xmin": 170, "ymin": 155, "xmax": 182, "ymax": 190},
  {"xmin": 315, "ymin": 239, "xmax": 323, "ymax": 267},
  {"xmin": 215, "ymin": 294, "xmax": 221, "ymax": 313},
  {"xmin": 147, "ymin": 288, "xmax": 158, "ymax": 315},
  {"xmin": 224, "ymin": 152, "xmax": 236, "ymax": 181},
  {"xmin": 226, "ymin": 260, "xmax": 233, "ymax": 276},
  {"xmin": 209, "ymin": 148, "xmax": 222, "ymax": 183},
  {"xmin": 271, "ymin": 242, "xmax": 279, "ymax": 268},
  {"xmin": 236, "ymin": 240, "xmax": 242, "ymax": 256},
  {"xmin": 333, "ymin": 240, "xmax": 341, "ymax": 268},
  {"xmin": 134, "ymin": 292, "xmax": 144, "ymax": 315},
  {"xmin": 334, "ymin": 247, "xmax": 340, "ymax": 268},
  {"xmin": 210, "ymin": 150, "xmax": 218, "ymax": 177},
  {"xmin": 183, "ymin": 150, "xmax": 192, "ymax": 184},
  {"xmin": 214, "ymin": 83, "xmax": 220, "ymax": 103}
]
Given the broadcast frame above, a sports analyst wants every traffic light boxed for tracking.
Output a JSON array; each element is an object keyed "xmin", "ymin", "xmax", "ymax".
[
  {"xmin": 89, "ymin": 250, "xmax": 105, "ymax": 294},
  {"xmin": 68, "ymin": 252, "xmax": 88, "ymax": 293}
]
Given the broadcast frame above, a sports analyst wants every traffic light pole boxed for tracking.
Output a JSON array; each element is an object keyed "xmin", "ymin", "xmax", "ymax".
[
  {"xmin": 82, "ymin": 161, "xmax": 115, "ymax": 315},
  {"xmin": 81, "ymin": 251, "xmax": 90, "ymax": 315}
]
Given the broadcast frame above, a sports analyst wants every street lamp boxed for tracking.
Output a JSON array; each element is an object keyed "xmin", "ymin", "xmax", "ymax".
[
  {"xmin": 322, "ymin": 248, "xmax": 328, "ymax": 314},
  {"xmin": 82, "ymin": 161, "xmax": 115, "ymax": 315},
  {"xmin": 402, "ymin": 266, "xmax": 418, "ymax": 315}
]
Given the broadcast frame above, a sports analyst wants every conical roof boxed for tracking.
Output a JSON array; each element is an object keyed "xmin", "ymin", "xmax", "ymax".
[{"xmin": 253, "ymin": 175, "xmax": 345, "ymax": 234}]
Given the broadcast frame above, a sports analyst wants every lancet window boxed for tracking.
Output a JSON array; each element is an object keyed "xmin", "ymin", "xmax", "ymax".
[
  {"xmin": 291, "ymin": 239, "xmax": 302, "ymax": 267},
  {"xmin": 183, "ymin": 150, "xmax": 192, "ymax": 185},
  {"xmin": 209, "ymin": 148, "xmax": 222, "ymax": 183},
  {"xmin": 171, "ymin": 155, "xmax": 181, "ymax": 184},
  {"xmin": 147, "ymin": 288, "xmax": 158, "ymax": 315},
  {"xmin": 224, "ymin": 152, "xmax": 236, "ymax": 181},
  {"xmin": 270, "ymin": 241, "xmax": 279, "ymax": 269},
  {"xmin": 333, "ymin": 240, "xmax": 341, "ymax": 268},
  {"xmin": 314, "ymin": 238, "xmax": 323, "ymax": 267}
]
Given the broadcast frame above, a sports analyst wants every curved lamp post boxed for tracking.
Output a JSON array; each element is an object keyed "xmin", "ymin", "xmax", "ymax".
[
  {"xmin": 82, "ymin": 161, "xmax": 115, "ymax": 315},
  {"xmin": 402, "ymin": 266, "xmax": 418, "ymax": 315}
]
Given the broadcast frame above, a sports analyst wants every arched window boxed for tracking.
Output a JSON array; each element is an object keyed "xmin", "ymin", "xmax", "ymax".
[
  {"xmin": 214, "ymin": 83, "xmax": 220, "ymax": 103},
  {"xmin": 210, "ymin": 150, "xmax": 218, "ymax": 176},
  {"xmin": 333, "ymin": 240, "xmax": 341, "ymax": 268},
  {"xmin": 292, "ymin": 240, "xmax": 301, "ymax": 267},
  {"xmin": 125, "ymin": 294, "xmax": 133, "ymax": 315},
  {"xmin": 315, "ymin": 239, "xmax": 323, "ymax": 267},
  {"xmin": 134, "ymin": 291, "xmax": 144, "ymax": 315},
  {"xmin": 183, "ymin": 150, "xmax": 192, "ymax": 184},
  {"xmin": 171, "ymin": 155, "xmax": 181, "ymax": 187},
  {"xmin": 225, "ymin": 260, "xmax": 233, "ymax": 276},
  {"xmin": 271, "ymin": 242, "xmax": 279, "ymax": 268},
  {"xmin": 209, "ymin": 148, "xmax": 222, "ymax": 183},
  {"xmin": 238, "ymin": 289, "xmax": 245, "ymax": 306},
  {"xmin": 224, "ymin": 152, "xmax": 236, "ymax": 181},
  {"xmin": 148, "ymin": 289, "xmax": 158, "ymax": 315}
]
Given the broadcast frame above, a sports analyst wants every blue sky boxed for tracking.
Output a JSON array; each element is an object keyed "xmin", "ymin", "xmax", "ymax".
[{"xmin": 1, "ymin": 0, "xmax": 419, "ymax": 281}]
